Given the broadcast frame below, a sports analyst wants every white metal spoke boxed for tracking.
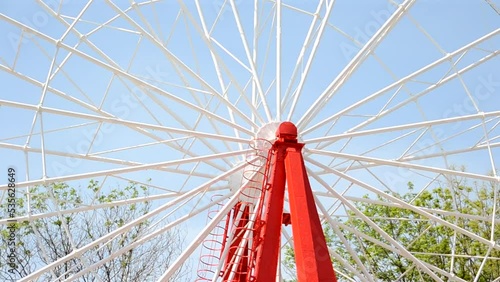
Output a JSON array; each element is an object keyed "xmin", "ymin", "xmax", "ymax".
[
  {"xmin": 0, "ymin": 149, "xmax": 250, "ymax": 191},
  {"xmin": 0, "ymin": 13, "xmax": 253, "ymax": 136},
  {"xmin": 275, "ymin": 0, "xmax": 282, "ymax": 120},
  {"xmin": 3, "ymin": 52, "xmax": 235, "ymax": 166},
  {"xmin": 305, "ymin": 111, "xmax": 500, "ymax": 144},
  {"xmin": 308, "ymin": 149, "xmax": 498, "ymax": 183},
  {"xmin": 229, "ymin": 0, "xmax": 272, "ymax": 121},
  {"xmin": 306, "ymin": 156, "xmax": 500, "ymax": 251},
  {"xmin": 310, "ymin": 117, "xmax": 500, "ymax": 173},
  {"xmin": 0, "ymin": 100, "xmax": 248, "ymax": 144},
  {"xmin": 158, "ymin": 162, "xmax": 261, "ymax": 280},
  {"xmin": 281, "ymin": 0, "xmax": 324, "ymax": 111},
  {"xmin": 305, "ymin": 164, "xmax": 442, "ymax": 280},
  {"xmin": 303, "ymin": 28, "xmax": 499, "ymax": 136},
  {"xmin": 0, "ymin": 192, "xmax": 179, "ymax": 225},
  {"xmin": 67, "ymin": 192, "xmax": 233, "ymax": 282},
  {"xmin": 105, "ymin": 0, "xmax": 258, "ymax": 130},
  {"xmin": 0, "ymin": 142, "xmax": 217, "ymax": 180},
  {"xmin": 314, "ymin": 195, "xmax": 374, "ymax": 281},
  {"xmin": 1, "ymin": 2, "xmax": 498, "ymax": 281},
  {"xmin": 297, "ymin": 0, "xmax": 417, "ymax": 131},
  {"xmin": 287, "ymin": 0, "xmax": 335, "ymax": 121},
  {"xmin": 18, "ymin": 160, "xmax": 248, "ymax": 282}
]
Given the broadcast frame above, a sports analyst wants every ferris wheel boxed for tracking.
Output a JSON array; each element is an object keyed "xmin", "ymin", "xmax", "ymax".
[{"xmin": 1, "ymin": 0, "xmax": 499, "ymax": 281}]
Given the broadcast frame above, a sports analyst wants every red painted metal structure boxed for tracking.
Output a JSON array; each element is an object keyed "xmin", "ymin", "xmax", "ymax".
[{"xmin": 218, "ymin": 122, "xmax": 337, "ymax": 281}]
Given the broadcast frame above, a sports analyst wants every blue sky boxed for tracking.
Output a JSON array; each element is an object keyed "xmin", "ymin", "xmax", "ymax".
[{"xmin": 0, "ymin": 1, "xmax": 499, "ymax": 280}]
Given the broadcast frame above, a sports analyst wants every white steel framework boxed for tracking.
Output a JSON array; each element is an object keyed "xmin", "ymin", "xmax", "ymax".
[{"xmin": 0, "ymin": 1, "xmax": 499, "ymax": 281}]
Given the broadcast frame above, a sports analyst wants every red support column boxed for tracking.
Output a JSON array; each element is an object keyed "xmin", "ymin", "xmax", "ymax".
[
  {"xmin": 255, "ymin": 121, "xmax": 336, "ymax": 282},
  {"xmin": 285, "ymin": 145, "xmax": 337, "ymax": 282},
  {"xmin": 253, "ymin": 143, "xmax": 287, "ymax": 281},
  {"xmin": 219, "ymin": 121, "xmax": 337, "ymax": 281}
]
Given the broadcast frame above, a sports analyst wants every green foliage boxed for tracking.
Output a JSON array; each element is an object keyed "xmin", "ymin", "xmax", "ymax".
[{"xmin": 284, "ymin": 180, "xmax": 500, "ymax": 281}]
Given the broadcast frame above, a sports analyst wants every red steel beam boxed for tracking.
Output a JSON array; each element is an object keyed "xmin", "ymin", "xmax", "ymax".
[
  {"xmin": 253, "ymin": 138, "xmax": 287, "ymax": 281},
  {"xmin": 253, "ymin": 121, "xmax": 337, "ymax": 281},
  {"xmin": 285, "ymin": 144, "xmax": 337, "ymax": 281},
  {"xmin": 220, "ymin": 121, "xmax": 337, "ymax": 281}
]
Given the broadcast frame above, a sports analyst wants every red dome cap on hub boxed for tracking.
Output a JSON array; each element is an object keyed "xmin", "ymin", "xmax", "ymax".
[{"xmin": 276, "ymin": 121, "xmax": 297, "ymax": 142}]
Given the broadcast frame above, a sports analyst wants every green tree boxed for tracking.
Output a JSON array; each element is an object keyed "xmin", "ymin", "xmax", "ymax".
[
  {"xmin": 1, "ymin": 180, "xmax": 187, "ymax": 281},
  {"xmin": 284, "ymin": 179, "xmax": 500, "ymax": 281}
]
